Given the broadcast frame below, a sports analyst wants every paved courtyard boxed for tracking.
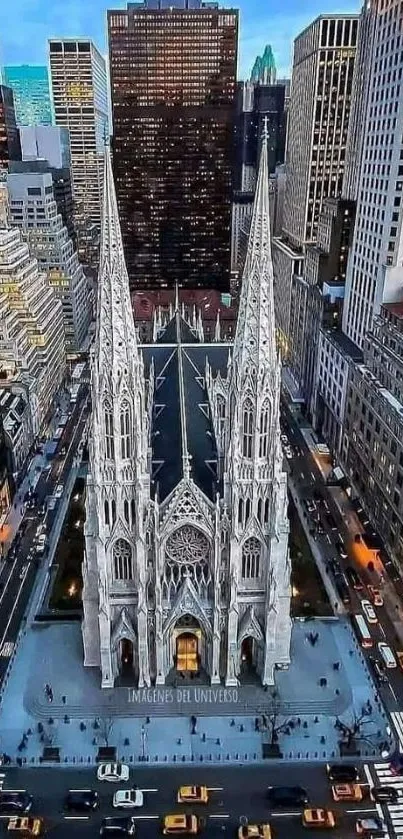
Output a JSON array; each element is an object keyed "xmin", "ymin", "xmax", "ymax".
[{"xmin": 0, "ymin": 617, "xmax": 391, "ymax": 765}]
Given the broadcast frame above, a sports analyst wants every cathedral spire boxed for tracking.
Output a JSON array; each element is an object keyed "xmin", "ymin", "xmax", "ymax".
[
  {"xmin": 232, "ymin": 119, "xmax": 276, "ymax": 382},
  {"xmin": 95, "ymin": 146, "xmax": 142, "ymax": 387}
]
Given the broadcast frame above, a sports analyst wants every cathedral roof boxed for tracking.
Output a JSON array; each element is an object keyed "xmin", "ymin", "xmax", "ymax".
[{"xmin": 141, "ymin": 331, "xmax": 228, "ymax": 503}]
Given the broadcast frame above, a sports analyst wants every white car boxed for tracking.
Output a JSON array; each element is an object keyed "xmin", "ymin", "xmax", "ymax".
[
  {"xmin": 113, "ymin": 789, "xmax": 144, "ymax": 808},
  {"xmin": 361, "ymin": 599, "xmax": 378, "ymax": 625},
  {"xmin": 97, "ymin": 763, "xmax": 130, "ymax": 783},
  {"xmin": 285, "ymin": 447, "xmax": 293, "ymax": 460},
  {"xmin": 35, "ymin": 535, "xmax": 47, "ymax": 555}
]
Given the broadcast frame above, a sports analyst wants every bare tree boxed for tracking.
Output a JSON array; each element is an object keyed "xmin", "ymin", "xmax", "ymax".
[
  {"xmin": 334, "ymin": 712, "xmax": 375, "ymax": 749},
  {"xmin": 265, "ymin": 690, "xmax": 293, "ymax": 747},
  {"xmin": 97, "ymin": 717, "xmax": 114, "ymax": 747}
]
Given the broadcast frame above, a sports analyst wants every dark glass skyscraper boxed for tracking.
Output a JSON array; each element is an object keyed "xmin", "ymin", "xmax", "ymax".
[
  {"xmin": 0, "ymin": 86, "xmax": 21, "ymax": 171},
  {"xmin": 108, "ymin": 0, "xmax": 238, "ymax": 292}
]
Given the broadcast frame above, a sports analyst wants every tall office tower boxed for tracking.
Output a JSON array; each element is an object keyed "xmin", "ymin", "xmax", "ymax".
[
  {"xmin": 342, "ymin": 0, "xmax": 403, "ymax": 349},
  {"xmin": 250, "ymin": 45, "xmax": 277, "ymax": 85},
  {"xmin": 48, "ymin": 39, "xmax": 108, "ymax": 270},
  {"xmin": 3, "ymin": 66, "xmax": 52, "ymax": 126},
  {"xmin": 0, "ymin": 86, "xmax": 21, "ymax": 171},
  {"xmin": 0, "ymin": 228, "xmax": 65, "ymax": 427},
  {"xmin": 273, "ymin": 15, "xmax": 357, "ymax": 400},
  {"xmin": 7, "ymin": 171, "xmax": 91, "ymax": 353},
  {"xmin": 108, "ymin": 0, "xmax": 238, "ymax": 292}
]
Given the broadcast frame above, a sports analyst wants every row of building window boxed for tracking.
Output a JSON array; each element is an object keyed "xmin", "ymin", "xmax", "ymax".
[{"xmin": 242, "ymin": 400, "xmax": 270, "ymax": 459}]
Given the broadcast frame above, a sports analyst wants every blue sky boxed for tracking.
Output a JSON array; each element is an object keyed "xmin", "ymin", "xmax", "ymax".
[{"xmin": 1, "ymin": 0, "xmax": 359, "ymax": 79}]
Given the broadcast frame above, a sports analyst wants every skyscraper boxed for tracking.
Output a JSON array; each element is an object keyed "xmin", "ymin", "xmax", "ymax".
[
  {"xmin": 273, "ymin": 15, "xmax": 358, "ymax": 398},
  {"xmin": 3, "ymin": 66, "xmax": 52, "ymax": 126},
  {"xmin": 107, "ymin": 0, "xmax": 238, "ymax": 292},
  {"xmin": 48, "ymin": 39, "xmax": 108, "ymax": 269},
  {"xmin": 0, "ymin": 85, "xmax": 21, "ymax": 171},
  {"xmin": 342, "ymin": 0, "xmax": 403, "ymax": 349},
  {"xmin": 250, "ymin": 45, "xmax": 277, "ymax": 85}
]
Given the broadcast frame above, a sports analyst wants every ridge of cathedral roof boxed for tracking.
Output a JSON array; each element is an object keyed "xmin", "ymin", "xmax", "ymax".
[
  {"xmin": 232, "ymin": 120, "xmax": 277, "ymax": 383},
  {"xmin": 156, "ymin": 314, "xmax": 200, "ymax": 345}
]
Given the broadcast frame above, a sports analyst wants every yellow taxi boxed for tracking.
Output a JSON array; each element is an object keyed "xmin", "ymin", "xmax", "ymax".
[
  {"xmin": 7, "ymin": 818, "xmax": 44, "ymax": 836},
  {"xmin": 163, "ymin": 815, "xmax": 199, "ymax": 835},
  {"xmin": 302, "ymin": 809, "xmax": 336, "ymax": 829},
  {"xmin": 238, "ymin": 824, "xmax": 272, "ymax": 839},
  {"xmin": 331, "ymin": 784, "xmax": 363, "ymax": 802},
  {"xmin": 177, "ymin": 787, "xmax": 209, "ymax": 804}
]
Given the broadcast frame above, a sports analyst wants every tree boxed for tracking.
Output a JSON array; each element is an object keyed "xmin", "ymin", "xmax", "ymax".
[
  {"xmin": 97, "ymin": 717, "xmax": 114, "ymax": 747},
  {"xmin": 334, "ymin": 712, "xmax": 375, "ymax": 749},
  {"xmin": 265, "ymin": 690, "xmax": 293, "ymax": 747}
]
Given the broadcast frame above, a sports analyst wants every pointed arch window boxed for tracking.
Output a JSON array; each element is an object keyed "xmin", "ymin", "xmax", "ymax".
[
  {"xmin": 120, "ymin": 400, "xmax": 132, "ymax": 460},
  {"xmin": 257, "ymin": 498, "xmax": 263, "ymax": 524},
  {"xmin": 259, "ymin": 401, "xmax": 270, "ymax": 458},
  {"xmin": 124, "ymin": 499, "xmax": 129, "ymax": 525},
  {"xmin": 217, "ymin": 394, "xmax": 226, "ymax": 445},
  {"xmin": 245, "ymin": 498, "xmax": 251, "ymax": 523},
  {"xmin": 113, "ymin": 538, "xmax": 133, "ymax": 581},
  {"xmin": 105, "ymin": 401, "xmax": 114, "ymax": 460},
  {"xmin": 238, "ymin": 498, "xmax": 244, "ymax": 526},
  {"xmin": 241, "ymin": 537, "xmax": 261, "ymax": 579},
  {"xmin": 104, "ymin": 500, "xmax": 110, "ymax": 527},
  {"xmin": 264, "ymin": 498, "xmax": 270, "ymax": 524},
  {"xmin": 242, "ymin": 399, "xmax": 254, "ymax": 458},
  {"xmin": 131, "ymin": 499, "xmax": 136, "ymax": 528}
]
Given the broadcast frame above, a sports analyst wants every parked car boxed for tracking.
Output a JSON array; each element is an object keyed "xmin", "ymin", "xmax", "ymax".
[
  {"xmin": 345, "ymin": 567, "xmax": 364, "ymax": 591},
  {"xmin": 113, "ymin": 790, "xmax": 144, "ymax": 809},
  {"xmin": 368, "ymin": 656, "xmax": 388, "ymax": 685},
  {"xmin": 64, "ymin": 790, "xmax": 98, "ymax": 812},
  {"xmin": 367, "ymin": 586, "xmax": 383, "ymax": 607},
  {"xmin": 0, "ymin": 794, "xmax": 33, "ymax": 814},
  {"xmin": 361, "ymin": 600, "xmax": 378, "ymax": 625},
  {"xmin": 267, "ymin": 786, "xmax": 309, "ymax": 806},
  {"xmin": 97, "ymin": 763, "xmax": 130, "ymax": 783},
  {"xmin": 302, "ymin": 809, "xmax": 335, "ymax": 829},
  {"xmin": 370, "ymin": 786, "xmax": 399, "ymax": 803},
  {"xmin": 326, "ymin": 764, "xmax": 359, "ymax": 783},
  {"xmin": 356, "ymin": 817, "xmax": 385, "ymax": 835},
  {"xmin": 335, "ymin": 541, "xmax": 348, "ymax": 560}
]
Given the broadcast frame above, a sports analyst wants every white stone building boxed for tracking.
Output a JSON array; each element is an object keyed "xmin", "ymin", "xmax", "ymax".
[{"xmin": 82, "ymin": 131, "xmax": 292, "ymax": 689}]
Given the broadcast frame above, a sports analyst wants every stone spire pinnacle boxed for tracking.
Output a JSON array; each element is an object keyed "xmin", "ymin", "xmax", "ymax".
[
  {"xmin": 95, "ymin": 146, "xmax": 141, "ymax": 390},
  {"xmin": 232, "ymin": 120, "xmax": 276, "ymax": 382}
]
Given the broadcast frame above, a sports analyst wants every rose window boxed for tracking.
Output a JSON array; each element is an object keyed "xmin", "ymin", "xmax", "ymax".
[
  {"xmin": 163, "ymin": 526, "xmax": 211, "ymax": 601},
  {"xmin": 166, "ymin": 525, "xmax": 209, "ymax": 564}
]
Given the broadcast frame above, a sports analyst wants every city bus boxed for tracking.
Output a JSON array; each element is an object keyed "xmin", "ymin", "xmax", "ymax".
[{"xmin": 353, "ymin": 614, "xmax": 373, "ymax": 649}]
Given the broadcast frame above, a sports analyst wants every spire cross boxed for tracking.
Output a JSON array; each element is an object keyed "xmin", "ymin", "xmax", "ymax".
[{"xmin": 262, "ymin": 115, "xmax": 269, "ymax": 142}]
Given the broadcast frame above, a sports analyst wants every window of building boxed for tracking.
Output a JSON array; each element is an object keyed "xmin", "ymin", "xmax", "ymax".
[
  {"xmin": 241, "ymin": 537, "xmax": 261, "ymax": 579},
  {"xmin": 105, "ymin": 401, "xmax": 114, "ymax": 459},
  {"xmin": 259, "ymin": 402, "xmax": 270, "ymax": 458},
  {"xmin": 242, "ymin": 399, "xmax": 254, "ymax": 458},
  {"xmin": 120, "ymin": 399, "xmax": 131, "ymax": 459},
  {"xmin": 113, "ymin": 538, "xmax": 133, "ymax": 581},
  {"xmin": 104, "ymin": 500, "xmax": 110, "ymax": 526}
]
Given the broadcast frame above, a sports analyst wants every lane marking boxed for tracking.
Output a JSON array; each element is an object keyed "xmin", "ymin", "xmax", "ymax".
[
  {"xmin": 132, "ymin": 815, "xmax": 159, "ymax": 820},
  {"xmin": 68, "ymin": 789, "xmax": 95, "ymax": 792},
  {"xmin": 210, "ymin": 815, "xmax": 230, "ymax": 819},
  {"xmin": 63, "ymin": 816, "xmax": 90, "ymax": 820},
  {"xmin": 346, "ymin": 808, "xmax": 378, "ymax": 814},
  {"xmin": 392, "ymin": 712, "xmax": 403, "ymax": 748},
  {"xmin": 207, "ymin": 788, "xmax": 224, "ymax": 792},
  {"xmin": 363, "ymin": 764, "xmax": 374, "ymax": 788},
  {"xmin": 389, "ymin": 682, "xmax": 398, "ymax": 703},
  {"xmin": 140, "ymin": 788, "xmax": 158, "ymax": 793},
  {"xmin": 270, "ymin": 812, "xmax": 301, "ymax": 817}
]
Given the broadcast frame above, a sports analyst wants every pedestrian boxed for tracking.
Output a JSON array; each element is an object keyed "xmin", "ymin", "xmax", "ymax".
[{"xmin": 62, "ymin": 695, "xmax": 66, "ymax": 705}]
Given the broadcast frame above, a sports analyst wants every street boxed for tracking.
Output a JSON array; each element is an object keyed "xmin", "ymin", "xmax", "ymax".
[
  {"xmin": 280, "ymin": 400, "xmax": 403, "ymax": 714},
  {"xmin": 0, "ymin": 763, "xmax": 388, "ymax": 838},
  {"xmin": 0, "ymin": 391, "xmax": 89, "ymax": 687}
]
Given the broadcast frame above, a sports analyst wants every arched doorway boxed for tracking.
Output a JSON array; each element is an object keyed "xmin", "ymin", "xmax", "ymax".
[
  {"xmin": 120, "ymin": 638, "xmax": 134, "ymax": 676},
  {"xmin": 176, "ymin": 632, "xmax": 199, "ymax": 672},
  {"xmin": 240, "ymin": 636, "xmax": 255, "ymax": 673}
]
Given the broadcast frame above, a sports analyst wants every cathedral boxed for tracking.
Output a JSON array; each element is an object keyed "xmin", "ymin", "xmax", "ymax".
[{"xmin": 82, "ymin": 128, "xmax": 292, "ymax": 689}]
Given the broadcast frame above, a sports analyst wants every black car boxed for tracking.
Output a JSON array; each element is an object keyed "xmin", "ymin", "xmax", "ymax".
[
  {"xmin": 0, "ymin": 792, "xmax": 33, "ymax": 813},
  {"xmin": 335, "ymin": 576, "xmax": 351, "ymax": 605},
  {"xmin": 335, "ymin": 541, "xmax": 348, "ymax": 560},
  {"xmin": 100, "ymin": 817, "xmax": 136, "ymax": 837},
  {"xmin": 326, "ymin": 513, "xmax": 338, "ymax": 531},
  {"xmin": 345, "ymin": 566, "xmax": 364, "ymax": 591},
  {"xmin": 369, "ymin": 656, "xmax": 388, "ymax": 685},
  {"xmin": 371, "ymin": 786, "xmax": 399, "ymax": 803},
  {"xmin": 326, "ymin": 764, "xmax": 359, "ymax": 782},
  {"xmin": 64, "ymin": 790, "xmax": 98, "ymax": 812},
  {"xmin": 267, "ymin": 786, "xmax": 309, "ymax": 806}
]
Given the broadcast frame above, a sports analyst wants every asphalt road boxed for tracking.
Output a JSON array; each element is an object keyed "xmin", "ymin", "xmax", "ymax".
[
  {"xmin": 280, "ymin": 401, "xmax": 403, "ymax": 709},
  {"xmin": 0, "ymin": 764, "xmax": 382, "ymax": 838},
  {"xmin": 0, "ymin": 395, "xmax": 89, "ymax": 686}
]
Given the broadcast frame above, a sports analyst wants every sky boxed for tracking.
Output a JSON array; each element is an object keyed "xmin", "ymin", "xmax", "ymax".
[{"xmin": 1, "ymin": 0, "xmax": 359, "ymax": 79}]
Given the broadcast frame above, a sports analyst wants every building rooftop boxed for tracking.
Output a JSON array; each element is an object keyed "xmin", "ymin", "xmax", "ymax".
[
  {"xmin": 322, "ymin": 329, "xmax": 363, "ymax": 362},
  {"xmin": 382, "ymin": 302, "xmax": 403, "ymax": 319}
]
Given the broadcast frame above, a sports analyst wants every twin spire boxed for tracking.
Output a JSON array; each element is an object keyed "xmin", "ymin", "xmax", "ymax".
[
  {"xmin": 232, "ymin": 118, "xmax": 277, "ymax": 382},
  {"xmin": 95, "ymin": 146, "xmax": 141, "ymax": 388}
]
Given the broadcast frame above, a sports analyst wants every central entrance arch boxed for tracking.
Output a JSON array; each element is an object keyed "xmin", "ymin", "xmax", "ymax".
[
  {"xmin": 120, "ymin": 638, "xmax": 134, "ymax": 676},
  {"xmin": 174, "ymin": 614, "xmax": 201, "ymax": 674}
]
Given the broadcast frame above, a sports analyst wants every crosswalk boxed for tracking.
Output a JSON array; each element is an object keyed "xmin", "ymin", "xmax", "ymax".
[
  {"xmin": 391, "ymin": 713, "xmax": 403, "ymax": 752},
  {"xmin": 371, "ymin": 762, "xmax": 403, "ymax": 837}
]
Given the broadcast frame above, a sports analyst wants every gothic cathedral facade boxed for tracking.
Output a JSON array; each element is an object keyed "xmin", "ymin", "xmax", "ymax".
[{"xmin": 82, "ymin": 132, "xmax": 292, "ymax": 689}]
